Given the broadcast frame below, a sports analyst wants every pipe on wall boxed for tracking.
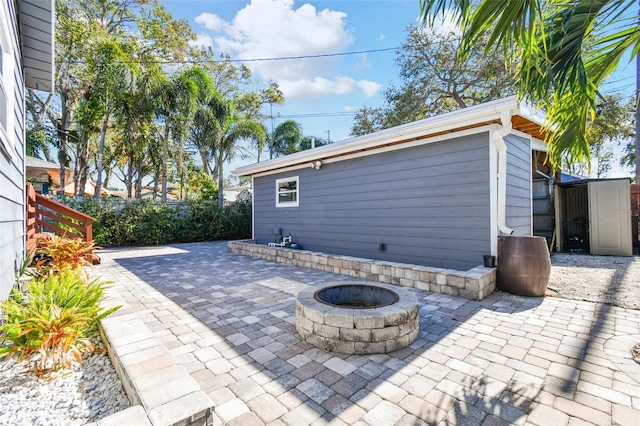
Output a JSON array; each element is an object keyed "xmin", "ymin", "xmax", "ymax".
[{"xmin": 492, "ymin": 110, "xmax": 514, "ymax": 236}]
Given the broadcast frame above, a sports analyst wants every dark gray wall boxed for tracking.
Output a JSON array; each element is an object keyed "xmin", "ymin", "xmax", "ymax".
[
  {"xmin": 504, "ymin": 134, "xmax": 532, "ymax": 235},
  {"xmin": 254, "ymin": 133, "xmax": 492, "ymax": 270},
  {"xmin": 0, "ymin": 2, "xmax": 26, "ymax": 300}
]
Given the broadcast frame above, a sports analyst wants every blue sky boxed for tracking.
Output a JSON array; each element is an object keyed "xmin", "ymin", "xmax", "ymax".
[{"xmin": 159, "ymin": 0, "xmax": 637, "ymax": 176}]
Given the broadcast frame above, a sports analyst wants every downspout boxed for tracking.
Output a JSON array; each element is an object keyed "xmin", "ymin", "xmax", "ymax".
[{"xmin": 493, "ymin": 110, "xmax": 514, "ymax": 235}]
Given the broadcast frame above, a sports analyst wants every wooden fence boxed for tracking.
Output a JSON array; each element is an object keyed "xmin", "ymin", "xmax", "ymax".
[
  {"xmin": 632, "ymin": 184, "xmax": 639, "ymax": 249},
  {"xmin": 26, "ymin": 183, "xmax": 97, "ymax": 259}
]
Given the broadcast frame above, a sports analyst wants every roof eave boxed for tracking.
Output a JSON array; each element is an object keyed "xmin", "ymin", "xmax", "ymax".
[
  {"xmin": 233, "ymin": 96, "xmax": 545, "ymax": 177},
  {"xmin": 17, "ymin": 0, "xmax": 55, "ymax": 92}
]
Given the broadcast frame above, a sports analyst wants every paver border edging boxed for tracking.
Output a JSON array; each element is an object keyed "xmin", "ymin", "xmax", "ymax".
[
  {"xmin": 96, "ymin": 294, "xmax": 215, "ymax": 426},
  {"xmin": 228, "ymin": 240, "xmax": 496, "ymax": 300}
]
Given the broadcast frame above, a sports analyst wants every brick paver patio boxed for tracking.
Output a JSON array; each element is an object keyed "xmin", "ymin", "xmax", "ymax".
[{"xmin": 94, "ymin": 241, "xmax": 640, "ymax": 425}]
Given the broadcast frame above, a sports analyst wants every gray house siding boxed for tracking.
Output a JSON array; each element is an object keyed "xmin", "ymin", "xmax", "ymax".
[
  {"xmin": 505, "ymin": 134, "xmax": 532, "ymax": 235},
  {"xmin": 254, "ymin": 133, "xmax": 492, "ymax": 270},
  {"xmin": 0, "ymin": 1, "xmax": 26, "ymax": 300}
]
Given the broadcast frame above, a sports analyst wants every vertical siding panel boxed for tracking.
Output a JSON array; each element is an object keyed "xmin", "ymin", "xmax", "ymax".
[
  {"xmin": 254, "ymin": 133, "xmax": 492, "ymax": 270},
  {"xmin": 0, "ymin": 1, "xmax": 26, "ymax": 300},
  {"xmin": 505, "ymin": 134, "xmax": 532, "ymax": 235}
]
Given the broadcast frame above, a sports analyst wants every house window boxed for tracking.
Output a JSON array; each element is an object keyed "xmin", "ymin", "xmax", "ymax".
[
  {"xmin": 0, "ymin": 1, "xmax": 14, "ymax": 160},
  {"xmin": 276, "ymin": 176, "xmax": 299, "ymax": 207}
]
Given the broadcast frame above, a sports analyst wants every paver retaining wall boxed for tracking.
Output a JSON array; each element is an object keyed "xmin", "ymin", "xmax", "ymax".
[{"xmin": 228, "ymin": 240, "xmax": 496, "ymax": 300}]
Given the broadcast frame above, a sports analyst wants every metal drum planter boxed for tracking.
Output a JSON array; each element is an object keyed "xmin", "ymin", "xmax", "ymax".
[{"xmin": 497, "ymin": 236, "xmax": 551, "ymax": 297}]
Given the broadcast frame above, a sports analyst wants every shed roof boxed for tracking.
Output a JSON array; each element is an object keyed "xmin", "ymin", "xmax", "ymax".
[{"xmin": 233, "ymin": 96, "xmax": 547, "ymax": 177}]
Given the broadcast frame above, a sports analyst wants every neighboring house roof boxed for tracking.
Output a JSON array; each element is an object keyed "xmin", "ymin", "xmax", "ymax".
[
  {"xmin": 224, "ymin": 185, "xmax": 252, "ymax": 203},
  {"xmin": 25, "ymin": 155, "xmax": 61, "ymax": 170},
  {"xmin": 233, "ymin": 96, "xmax": 547, "ymax": 177},
  {"xmin": 25, "ymin": 155, "xmax": 72, "ymax": 185},
  {"xmin": 17, "ymin": 0, "xmax": 55, "ymax": 92}
]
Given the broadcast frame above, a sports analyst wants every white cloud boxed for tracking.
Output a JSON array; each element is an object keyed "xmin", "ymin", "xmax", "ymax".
[
  {"xmin": 193, "ymin": 0, "xmax": 380, "ymax": 100},
  {"xmin": 356, "ymin": 80, "xmax": 381, "ymax": 97},
  {"xmin": 423, "ymin": 8, "xmax": 462, "ymax": 35},
  {"xmin": 194, "ymin": 12, "xmax": 228, "ymax": 32},
  {"xmin": 353, "ymin": 53, "xmax": 371, "ymax": 72},
  {"xmin": 279, "ymin": 76, "xmax": 356, "ymax": 99},
  {"xmin": 378, "ymin": 33, "xmax": 386, "ymax": 41},
  {"xmin": 190, "ymin": 33, "xmax": 214, "ymax": 48}
]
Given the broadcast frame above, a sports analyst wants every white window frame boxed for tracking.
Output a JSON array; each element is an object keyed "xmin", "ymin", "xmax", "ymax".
[
  {"xmin": 0, "ymin": 1, "xmax": 16, "ymax": 160},
  {"xmin": 276, "ymin": 176, "xmax": 299, "ymax": 208}
]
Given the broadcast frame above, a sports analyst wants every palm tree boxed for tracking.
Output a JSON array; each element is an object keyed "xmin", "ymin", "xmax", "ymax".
[
  {"xmin": 268, "ymin": 120, "xmax": 303, "ymax": 158},
  {"xmin": 419, "ymin": 0, "xmax": 639, "ymax": 168},
  {"xmin": 154, "ymin": 67, "xmax": 211, "ymax": 202},
  {"xmin": 90, "ymin": 40, "xmax": 138, "ymax": 201},
  {"xmin": 112, "ymin": 68, "xmax": 160, "ymax": 199},
  {"xmin": 191, "ymin": 92, "xmax": 265, "ymax": 208}
]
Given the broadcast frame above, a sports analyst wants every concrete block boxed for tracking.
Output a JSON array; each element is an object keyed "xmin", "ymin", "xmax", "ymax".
[
  {"xmin": 354, "ymin": 341, "xmax": 386, "ymax": 355},
  {"xmin": 465, "ymin": 278, "xmax": 480, "ymax": 291},
  {"xmin": 447, "ymin": 274, "xmax": 466, "ymax": 289},
  {"xmin": 147, "ymin": 391, "xmax": 213, "ymax": 426},
  {"xmin": 97, "ymin": 405, "xmax": 151, "ymax": 426},
  {"xmin": 386, "ymin": 335, "xmax": 411, "ymax": 353},
  {"xmin": 301, "ymin": 305, "xmax": 324, "ymax": 324},
  {"xmin": 323, "ymin": 310, "xmax": 354, "ymax": 328},
  {"xmin": 459, "ymin": 289, "xmax": 481, "ymax": 300},
  {"xmin": 325, "ymin": 338, "xmax": 355, "ymax": 354},
  {"xmin": 382, "ymin": 309, "xmax": 408, "ymax": 327},
  {"xmin": 354, "ymin": 313, "xmax": 385, "ymax": 330},
  {"xmin": 340, "ymin": 327, "xmax": 372, "ymax": 343},
  {"xmin": 442, "ymin": 286, "xmax": 459, "ymax": 297},
  {"xmin": 371, "ymin": 326, "xmax": 400, "ymax": 342},
  {"xmin": 399, "ymin": 278, "xmax": 414, "ymax": 288},
  {"xmin": 313, "ymin": 323, "xmax": 341, "ymax": 339},
  {"xmin": 414, "ymin": 281, "xmax": 430, "ymax": 291}
]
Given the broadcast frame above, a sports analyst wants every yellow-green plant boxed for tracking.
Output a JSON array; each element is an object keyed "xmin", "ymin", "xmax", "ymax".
[
  {"xmin": 33, "ymin": 233, "xmax": 98, "ymax": 276},
  {"xmin": 0, "ymin": 268, "xmax": 119, "ymax": 376}
]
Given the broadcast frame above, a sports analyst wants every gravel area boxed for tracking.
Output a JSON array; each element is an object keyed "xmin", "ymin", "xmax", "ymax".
[
  {"xmin": 546, "ymin": 253, "xmax": 640, "ymax": 310},
  {"xmin": 0, "ymin": 335, "xmax": 130, "ymax": 426}
]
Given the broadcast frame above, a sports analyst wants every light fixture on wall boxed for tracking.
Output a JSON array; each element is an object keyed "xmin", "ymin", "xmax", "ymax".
[{"xmin": 310, "ymin": 160, "xmax": 322, "ymax": 170}]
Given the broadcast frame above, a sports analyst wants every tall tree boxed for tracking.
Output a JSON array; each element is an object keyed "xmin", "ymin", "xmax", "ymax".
[
  {"xmin": 190, "ymin": 93, "xmax": 265, "ymax": 208},
  {"xmin": 268, "ymin": 120, "xmax": 304, "ymax": 158},
  {"xmin": 84, "ymin": 39, "xmax": 139, "ymax": 200},
  {"xmin": 26, "ymin": 0, "xmax": 196, "ymax": 195},
  {"xmin": 419, "ymin": 0, "xmax": 640, "ymax": 167},
  {"xmin": 351, "ymin": 27, "xmax": 515, "ymax": 136},
  {"xmin": 112, "ymin": 68, "xmax": 161, "ymax": 198},
  {"xmin": 154, "ymin": 68, "xmax": 210, "ymax": 202}
]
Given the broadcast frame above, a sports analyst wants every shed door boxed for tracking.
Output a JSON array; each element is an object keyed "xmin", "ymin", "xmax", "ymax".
[{"xmin": 588, "ymin": 180, "xmax": 632, "ymax": 256}]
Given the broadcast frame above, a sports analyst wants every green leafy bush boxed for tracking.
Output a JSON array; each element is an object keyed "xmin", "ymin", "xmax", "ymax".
[
  {"xmin": 0, "ymin": 269, "xmax": 119, "ymax": 376},
  {"xmin": 57, "ymin": 197, "xmax": 252, "ymax": 247}
]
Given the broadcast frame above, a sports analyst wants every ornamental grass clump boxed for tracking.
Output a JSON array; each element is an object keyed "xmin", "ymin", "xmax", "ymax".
[{"xmin": 0, "ymin": 268, "xmax": 119, "ymax": 377}]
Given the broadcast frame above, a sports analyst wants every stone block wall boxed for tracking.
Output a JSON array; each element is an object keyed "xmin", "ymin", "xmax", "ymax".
[{"xmin": 228, "ymin": 240, "xmax": 496, "ymax": 300}]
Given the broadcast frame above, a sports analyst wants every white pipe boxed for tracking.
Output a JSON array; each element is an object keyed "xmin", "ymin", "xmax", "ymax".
[{"xmin": 493, "ymin": 110, "xmax": 514, "ymax": 235}]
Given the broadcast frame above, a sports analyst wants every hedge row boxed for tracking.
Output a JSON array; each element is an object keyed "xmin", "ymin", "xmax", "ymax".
[{"xmin": 57, "ymin": 197, "xmax": 251, "ymax": 247}]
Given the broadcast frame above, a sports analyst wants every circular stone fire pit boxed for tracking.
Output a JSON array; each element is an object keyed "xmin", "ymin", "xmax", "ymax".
[{"xmin": 295, "ymin": 282, "xmax": 419, "ymax": 354}]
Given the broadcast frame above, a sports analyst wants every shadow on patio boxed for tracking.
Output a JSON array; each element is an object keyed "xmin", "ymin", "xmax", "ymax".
[{"xmin": 95, "ymin": 241, "xmax": 639, "ymax": 425}]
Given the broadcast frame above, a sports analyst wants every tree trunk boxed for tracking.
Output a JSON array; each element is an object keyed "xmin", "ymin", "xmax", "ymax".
[
  {"xmin": 56, "ymin": 99, "xmax": 72, "ymax": 192},
  {"xmin": 94, "ymin": 109, "xmax": 110, "ymax": 201},
  {"xmin": 75, "ymin": 133, "xmax": 89, "ymax": 196},
  {"xmin": 217, "ymin": 158, "xmax": 224, "ymax": 209},
  {"xmin": 161, "ymin": 125, "xmax": 170, "ymax": 203}
]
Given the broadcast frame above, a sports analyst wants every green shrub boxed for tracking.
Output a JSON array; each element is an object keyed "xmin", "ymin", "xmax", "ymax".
[
  {"xmin": 0, "ymin": 269, "xmax": 119, "ymax": 376},
  {"xmin": 58, "ymin": 197, "xmax": 252, "ymax": 247}
]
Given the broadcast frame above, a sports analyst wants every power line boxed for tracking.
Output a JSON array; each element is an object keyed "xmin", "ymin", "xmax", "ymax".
[
  {"xmin": 120, "ymin": 46, "xmax": 400, "ymax": 65},
  {"xmin": 277, "ymin": 111, "xmax": 357, "ymax": 119}
]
